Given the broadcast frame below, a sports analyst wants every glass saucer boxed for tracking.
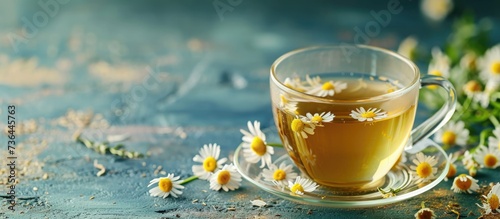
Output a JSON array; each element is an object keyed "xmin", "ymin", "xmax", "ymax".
[{"xmin": 233, "ymin": 139, "xmax": 449, "ymax": 208}]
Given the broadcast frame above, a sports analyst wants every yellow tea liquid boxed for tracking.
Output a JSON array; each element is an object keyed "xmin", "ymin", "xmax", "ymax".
[{"xmin": 273, "ymin": 76, "xmax": 417, "ymax": 187}]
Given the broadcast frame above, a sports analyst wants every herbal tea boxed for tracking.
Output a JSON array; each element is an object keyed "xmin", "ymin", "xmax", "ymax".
[{"xmin": 272, "ymin": 74, "xmax": 417, "ymax": 187}]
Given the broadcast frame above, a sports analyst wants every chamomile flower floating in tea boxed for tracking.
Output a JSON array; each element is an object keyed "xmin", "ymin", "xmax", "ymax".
[
  {"xmin": 478, "ymin": 44, "xmax": 500, "ymax": 82},
  {"xmin": 450, "ymin": 174, "xmax": 479, "ymax": 194},
  {"xmin": 477, "ymin": 183, "xmax": 500, "ymax": 215},
  {"xmin": 433, "ymin": 121, "xmax": 469, "ymax": 147},
  {"xmin": 288, "ymin": 176, "xmax": 318, "ymax": 196},
  {"xmin": 301, "ymin": 112, "xmax": 334, "ymax": 126},
  {"xmin": 488, "ymin": 127, "xmax": 500, "ymax": 150},
  {"xmin": 306, "ymin": 80, "xmax": 347, "ymax": 97},
  {"xmin": 283, "ymin": 77, "xmax": 306, "ymax": 92},
  {"xmin": 192, "ymin": 143, "xmax": 227, "ymax": 180},
  {"xmin": 240, "ymin": 121, "xmax": 274, "ymax": 168},
  {"xmin": 349, "ymin": 107, "xmax": 388, "ymax": 122},
  {"xmin": 290, "ymin": 116, "xmax": 315, "ymax": 139},
  {"xmin": 261, "ymin": 162, "xmax": 298, "ymax": 188},
  {"xmin": 209, "ymin": 164, "xmax": 242, "ymax": 192},
  {"xmin": 279, "ymin": 94, "xmax": 298, "ymax": 115},
  {"xmin": 148, "ymin": 173, "xmax": 184, "ymax": 198},
  {"xmin": 473, "ymin": 145, "xmax": 500, "ymax": 169},
  {"xmin": 410, "ymin": 152, "xmax": 438, "ymax": 184}
]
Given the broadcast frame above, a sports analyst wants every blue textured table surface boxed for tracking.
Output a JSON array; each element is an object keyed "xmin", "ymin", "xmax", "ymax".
[{"xmin": 1, "ymin": 1, "xmax": 500, "ymax": 218}]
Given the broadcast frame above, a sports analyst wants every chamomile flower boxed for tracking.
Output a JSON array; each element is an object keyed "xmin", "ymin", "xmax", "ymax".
[
  {"xmin": 478, "ymin": 44, "xmax": 500, "ymax": 82},
  {"xmin": 451, "ymin": 174, "xmax": 479, "ymax": 194},
  {"xmin": 477, "ymin": 183, "xmax": 500, "ymax": 215},
  {"xmin": 462, "ymin": 80, "xmax": 482, "ymax": 98},
  {"xmin": 431, "ymin": 47, "xmax": 451, "ymax": 68},
  {"xmin": 301, "ymin": 112, "xmax": 335, "ymax": 126},
  {"xmin": 148, "ymin": 173, "xmax": 184, "ymax": 198},
  {"xmin": 306, "ymin": 80, "xmax": 347, "ymax": 97},
  {"xmin": 305, "ymin": 74, "xmax": 322, "ymax": 87},
  {"xmin": 445, "ymin": 153, "xmax": 458, "ymax": 181},
  {"xmin": 410, "ymin": 152, "xmax": 438, "ymax": 184},
  {"xmin": 488, "ymin": 127, "xmax": 500, "ymax": 151},
  {"xmin": 350, "ymin": 107, "xmax": 388, "ymax": 122},
  {"xmin": 420, "ymin": 0, "xmax": 453, "ymax": 22},
  {"xmin": 460, "ymin": 52, "xmax": 478, "ymax": 70},
  {"xmin": 290, "ymin": 116, "xmax": 315, "ymax": 139},
  {"xmin": 209, "ymin": 164, "xmax": 242, "ymax": 192},
  {"xmin": 397, "ymin": 36, "xmax": 418, "ymax": 60},
  {"xmin": 192, "ymin": 143, "xmax": 227, "ymax": 180},
  {"xmin": 462, "ymin": 150, "xmax": 475, "ymax": 170},
  {"xmin": 262, "ymin": 162, "xmax": 298, "ymax": 188},
  {"xmin": 279, "ymin": 93, "xmax": 298, "ymax": 115},
  {"xmin": 288, "ymin": 176, "xmax": 319, "ymax": 196},
  {"xmin": 427, "ymin": 61, "xmax": 450, "ymax": 79},
  {"xmin": 283, "ymin": 77, "xmax": 306, "ymax": 92},
  {"xmin": 240, "ymin": 121, "xmax": 274, "ymax": 168},
  {"xmin": 473, "ymin": 145, "xmax": 500, "ymax": 169},
  {"xmin": 414, "ymin": 207, "xmax": 436, "ymax": 219},
  {"xmin": 433, "ymin": 121, "xmax": 469, "ymax": 146}
]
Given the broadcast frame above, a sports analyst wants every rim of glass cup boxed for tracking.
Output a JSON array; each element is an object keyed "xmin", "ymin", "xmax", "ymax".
[{"xmin": 270, "ymin": 44, "xmax": 421, "ymax": 103}]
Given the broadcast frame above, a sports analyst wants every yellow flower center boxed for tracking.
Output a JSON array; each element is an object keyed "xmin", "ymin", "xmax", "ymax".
[
  {"xmin": 291, "ymin": 119, "xmax": 304, "ymax": 132},
  {"xmin": 491, "ymin": 61, "xmax": 500, "ymax": 75},
  {"xmin": 464, "ymin": 80, "xmax": 482, "ymax": 93},
  {"xmin": 446, "ymin": 163, "xmax": 457, "ymax": 178},
  {"xmin": 484, "ymin": 154, "xmax": 498, "ymax": 168},
  {"xmin": 311, "ymin": 115, "xmax": 323, "ymax": 123},
  {"xmin": 387, "ymin": 88, "xmax": 395, "ymax": 93},
  {"xmin": 321, "ymin": 82, "xmax": 334, "ymax": 91},
  {"xmin": 416, "ymin": 162, "xmax": 432, "ymax": 178},
  {"xmin": 203, "ymin": 156, "xmax": 217, "ymax": 172},
  {"xmin": 250, "ymin": 137, "xmax": 267, "ymax": 156},
  {"xmin": 455, "ymin": 174, "xmax": 472, "ymax": 190},
  {"xmin": 217, "ymin": 170, "xmax": 231, "ymax": 185},
  {"xmin": 158, "ymin": 178, "xmax": 173, "ymax": 193},
  {"xmin": 416, "ymin": 209, "xmax": 434, "ymax": 219},
  {"xmin": 489, "ymin": 194, "xmax": 499, "ymax": 211},
  {"xmin": 273, "ymin": 169, "xmax": 286, "ymax": 181},
  {"xmin": 441, "ymin": 131, "xmax": 456, "ymax": 145},
  {"xmin": 361, "ymin": 111, "xmax": 376, "ymax": 119},
  {"xmin": 290, "ymin": 183, "xmax": 304, "ymax": 194},
  {"xmin": 430, "ymin": 69, "xmax": 442, "ymax": 76}
]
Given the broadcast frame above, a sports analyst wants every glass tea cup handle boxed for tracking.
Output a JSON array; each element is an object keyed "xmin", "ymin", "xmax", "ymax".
[{"xmin": 406, "ymin": 75, "xmax": 457, "ymax": 151}]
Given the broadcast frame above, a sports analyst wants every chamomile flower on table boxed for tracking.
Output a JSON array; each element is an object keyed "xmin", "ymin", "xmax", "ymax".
[
  {"xmin": 488, "ymin": 127, "xmax": 500, "ymax": 150},
  {"xmin": 414, "ymin": 206, "xmax": 436, "ymax": 219},
  {"xmin": 350, "ymin": 107, "xmax": 388, "ymax": 122},
  {"xmin": 261, "ymin": 162, "xmax": 298, "ymax": 188},
  {"xmin": 148, "ymin": 173, "xmax": 184, "ymax": 198},
  {"xmin": 410, "ymin": 152, "xmax": 438, "ymax": 184},
  {"xmin": 240, "ymin": 121, "xmax": 274, "ymax": 168},
  {"xmin": 288, "ymin": 176, "xmax": 319, "ymax": 196},
  {"xmin": 444, "ymin": 153, "xmax": 458, "ymax": 181},
  {"xmin": 433, "ymin": 120, "xmax": 469, "ymax": 147},
  {"xmin": 473, "ymin": 145, "xmax": 500, "ymax": 169},
  {"xmin": 301, "ymin": 112, "xmax": 334, "ymax": 126},
  {"xmin": 478, "ymin": 44, "xmax": 500, "ymax": 82},
  {"xmin": 209, "ymin": 164, "xmax": 242, "ymax": 192},
  {"xmin": 450, "ymin": 174, "xmax": 479, "ymax": 194},
  {"xmin": 192, "ymin": 143, "xmax": 227, "ymax": 180},
  {"xmin": 477, "ymin": 183, "xmax": 500, "ymax": 215},
  {"xmin": 290, "ymin": 116, "xmax": 315, "ymax": 139},
  {"xmin": 306, "ymin": 80, "xmax": 347, "ymax": 97}
]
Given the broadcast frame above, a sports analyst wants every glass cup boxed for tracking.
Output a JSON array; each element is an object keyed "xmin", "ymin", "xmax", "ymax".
[{"xmin": 270, "ymin": 45, "xmax": 456, "ymax": 189}]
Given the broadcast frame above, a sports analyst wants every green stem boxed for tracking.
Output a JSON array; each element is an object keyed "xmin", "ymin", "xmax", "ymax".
[
  {"xmin": 455, "ymin": 96, "xmax": 473, "ymax": 119},
  {"xmin": 489, "ymin": 115, "xmax": 500, "ymax": 128},
  {"xmin": 421, "ymin": 201, "xmax": 426, "ymax": 209},
  {"xmin": 180, "ymin": 175, "xmax": 198, "ymax": 185},
  {"xmin": 267, "ymin": 142, "xmax": 283, "ymax": 147},
  {"xmin": 478, "ymin": 129, "xmax": 491, "ymax": 147}
]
